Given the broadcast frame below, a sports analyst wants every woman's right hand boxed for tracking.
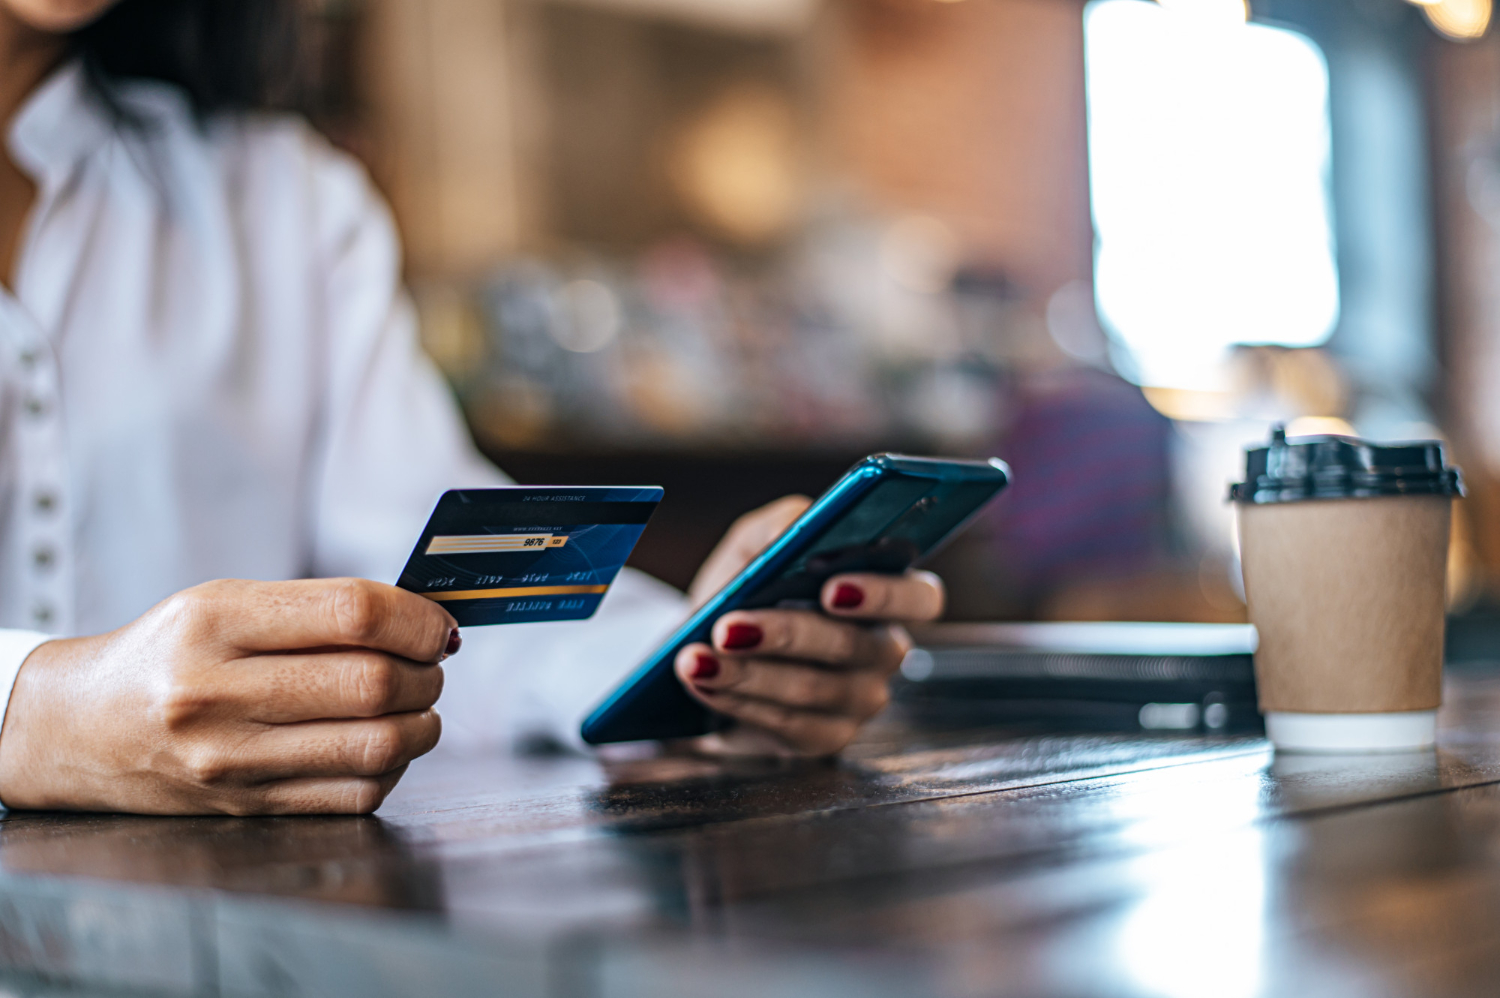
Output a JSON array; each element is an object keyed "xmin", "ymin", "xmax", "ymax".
[{"xmin": 0, "ymin": 578, "xmax": 457, "ymax": 815}]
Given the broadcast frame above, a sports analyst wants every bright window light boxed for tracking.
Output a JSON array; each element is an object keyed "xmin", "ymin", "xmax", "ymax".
[{"xmin": 1084, "ymin": 0, "xmax": 1339, "ymax": 390}]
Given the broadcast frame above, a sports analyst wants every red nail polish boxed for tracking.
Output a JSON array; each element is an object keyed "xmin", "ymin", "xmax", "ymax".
[
  {"xmin": 445, "ymin": 628, "xmax": 462, "ymax": 657},
  {"xmin": 832, "ymin": 583, "xmax": 864, "ymax": 609},
  {"xmin": 722, "ymin": 623, "xmax": 763, "ymax": 650},
  {"xmin": 691, "ymin": 652, "xmax": 720, "ymax": 679}
]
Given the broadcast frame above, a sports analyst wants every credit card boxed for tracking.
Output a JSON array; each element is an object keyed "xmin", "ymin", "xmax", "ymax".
[{"xmin": 396, "ymin": 487, "xmax": 663, "ymax": 626}]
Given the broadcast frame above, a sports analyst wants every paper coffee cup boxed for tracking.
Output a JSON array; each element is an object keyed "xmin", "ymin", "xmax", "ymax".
[{"xmin": 1230, "ymin": 428, "xmax": 1464, "ymax": 753}]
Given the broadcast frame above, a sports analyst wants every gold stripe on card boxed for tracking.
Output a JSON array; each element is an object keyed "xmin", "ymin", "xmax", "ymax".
[
  {"xmin": 421, "ymin": 584, "xmax": 608, "ymax": 602},
  {"xmin": 426, "ymin": 534, "xmax": 568, "ymax": 555}
]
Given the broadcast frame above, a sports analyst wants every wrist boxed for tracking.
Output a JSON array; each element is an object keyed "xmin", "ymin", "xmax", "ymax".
[{"xmin": 0, "ymin": 636, "xmax": 95, "ymax": 809}]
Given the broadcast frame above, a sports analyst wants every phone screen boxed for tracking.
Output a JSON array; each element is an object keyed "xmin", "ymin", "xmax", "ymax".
[{"xmin": 743, "ymin": 475, "xmax": 999, "ymax": 610}]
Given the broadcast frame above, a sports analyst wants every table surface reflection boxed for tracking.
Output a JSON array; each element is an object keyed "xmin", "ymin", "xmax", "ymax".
[{"xmin": 8, "ymin": 671, "xmax": 1500, "ymax": 997}]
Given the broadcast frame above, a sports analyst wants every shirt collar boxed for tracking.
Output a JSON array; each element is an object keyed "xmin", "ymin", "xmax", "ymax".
[{"xmin": 7, "ymin": 60, "xmax": 113, "ymax": 188}]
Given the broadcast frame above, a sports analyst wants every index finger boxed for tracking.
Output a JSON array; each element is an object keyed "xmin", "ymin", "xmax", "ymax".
[
  {"xmin": 821, "ymin": 570, "xmax": 945, "ymax": 623},
  {"xmin": 183, "ymin": 579, "xmax": 457, "ymax": 663}
]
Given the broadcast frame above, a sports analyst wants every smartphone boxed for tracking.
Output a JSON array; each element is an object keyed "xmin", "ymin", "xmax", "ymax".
[{"xmin": 580, "ymin": 454, "xmax": 1011, "ymax": 744}]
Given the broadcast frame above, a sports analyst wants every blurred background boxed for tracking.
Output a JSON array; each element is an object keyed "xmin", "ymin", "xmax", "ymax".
[{"xmin": 298, "ymin": 0, "xmax": 1500, "ymax": 622}]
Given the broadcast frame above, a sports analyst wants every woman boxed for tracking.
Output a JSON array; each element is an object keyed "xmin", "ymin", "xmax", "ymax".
[{"xmin": 0, "ymin": 1, "xmax": 944, "ymax": 813}]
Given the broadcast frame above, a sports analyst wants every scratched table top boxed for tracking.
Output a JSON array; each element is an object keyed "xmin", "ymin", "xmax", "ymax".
[{"xmin": 6, "ymin": 668, "xmax": 1500, "ymax": 998}]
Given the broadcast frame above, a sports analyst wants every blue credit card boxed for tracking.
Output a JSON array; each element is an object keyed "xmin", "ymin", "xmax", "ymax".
[{"xmin": 396, "ymin": 487, "xmax": 663, "ymax": 626}]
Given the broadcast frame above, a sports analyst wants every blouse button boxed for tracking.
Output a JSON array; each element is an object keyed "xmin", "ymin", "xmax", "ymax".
[
  {"xmin": 33, "ymin": 492, "xmax": 55, "ymax": 513},
  {"xmin": 31, "ymin": 604, "xmax": 52, "ymax": 627},
  {"xmin": 32, "ymin": 547, "xmax": 53, "ymax": 570},
  {"xmin": 24, "ymin": 396, "xmax": 47, "ymax": 417}
]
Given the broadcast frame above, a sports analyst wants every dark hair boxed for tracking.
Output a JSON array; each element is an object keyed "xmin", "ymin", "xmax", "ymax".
[{"xmin": 71, "ymin": 0, "xmax": 305, "ymax": 120}]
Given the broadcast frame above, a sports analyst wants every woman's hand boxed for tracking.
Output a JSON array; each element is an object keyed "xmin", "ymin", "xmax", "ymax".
[
  {"xmin": 0, "ymin": 578, "xmax": 457, "ymax": 815},
  {"xmin": 677, "ymin": 497, "xmax": 945, "ymax": 757}
]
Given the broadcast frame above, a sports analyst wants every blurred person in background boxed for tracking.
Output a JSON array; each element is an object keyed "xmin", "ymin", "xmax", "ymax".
[
  {"xmin": 930, "ymin": 274, "xmax": 1180, "ymax": 623},
  {"xmin": 0, "ymin": 0, "xmax": 944, "ymax": 815},
  {"xmin": 988, "ymin": 366, "xmax": 1176, "ymax": 618}
]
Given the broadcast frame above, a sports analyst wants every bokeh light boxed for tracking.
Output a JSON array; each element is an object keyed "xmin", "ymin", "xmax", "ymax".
[{"xmin": 1421, "ymin": 0, "xmax": 1491, "ymax": 40}]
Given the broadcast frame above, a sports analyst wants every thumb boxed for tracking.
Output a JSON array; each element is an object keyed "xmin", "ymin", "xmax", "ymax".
[{"xmin": 688, "ymin": 495, "xmax": 812, "ymax": 606}]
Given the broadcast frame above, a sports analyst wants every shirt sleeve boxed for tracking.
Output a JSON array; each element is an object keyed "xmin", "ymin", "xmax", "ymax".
[
  {"xmin": 304, "ymin": 136, "xmax": 689, "ymax": 751},
  {"xmin": 306, "ymin": 141, "xmax": 501, "ymax": 584}
]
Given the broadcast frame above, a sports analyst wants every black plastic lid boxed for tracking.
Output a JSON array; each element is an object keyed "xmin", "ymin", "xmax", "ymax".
[{"xmin": 1228, "ymin": 427, "xmax": 1465, "ymax": 504}]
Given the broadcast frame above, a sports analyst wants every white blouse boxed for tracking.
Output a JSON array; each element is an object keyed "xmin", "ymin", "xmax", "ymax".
[{"xmin": 0, "ymin": 63, "xmax": 688, "ymax": 753}]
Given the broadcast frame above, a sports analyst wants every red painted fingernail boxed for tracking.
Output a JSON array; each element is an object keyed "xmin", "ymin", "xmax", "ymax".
[
  {"xmin": 445, "ymin": 628, "xmax": 462, "ymax": 657},
  {"xmin": 832, "ymin": 583, "xmax": 865, "ymax": 609},
  {"xmin": 722, "ymin": 623, "xmax": 763, "ymax": 650},
  {"xmin": 691, "ymin": 652, "xmax": 720, "ymax": 679}
]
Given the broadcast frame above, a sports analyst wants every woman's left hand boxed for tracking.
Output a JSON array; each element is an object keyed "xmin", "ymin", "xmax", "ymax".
[{"xmin": 675, "ymin": 497, "xmax": 945, "ymax": 757}]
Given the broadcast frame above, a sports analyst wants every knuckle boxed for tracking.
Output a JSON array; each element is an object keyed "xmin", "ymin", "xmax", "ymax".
[
  {"xmin": 764, "ymin": 702, "xmax": 801, "ymax": 733},
  {"xmin": 216, "ymin": 796, "xmax": 264, "ymax": 817},
  {"xmin": 858, "ymin": 679, "xmax": 891, "ymax": 717},
  {"xmin": 331, "ymin": 579, "xmax": 382, "ymax": 642},
  {"xmin": 406, "ymin": 709, "xmax": 441, "ymax": 754},
  {"xmin": 184, "ymin": 746, "xmax": 234, "ymax": 785},
  {"xmin": 740, "ymin": 698, "xmax": 793, "ymax": 732},
  {"xmin": 889, "ymin": 625, "xmax": 915, "ymax": 660},
  {"xmin": 793, "ymin": 671, "xmax": 827, "ymax": 707},
  {"xmin": 159, "ymin": 587, "xmax": 216, "ymax": 641},
  {"xmin": 346, "ymin": 654, "xmax": 399, "ymax": 715},
  {"xmin": 859, "ymin": 578, "xmax": 892, "ymax": 617},
  {"xmin": 761, "ymin": 617, "xmax": 791, "ymax": 653},
  {"xmin": 158, "ymin": 590, "xmax": 196, "ymax": 623},
  {"xmin": 713, "ymin": 656, "xmax": 743, "ymax": 688},
  {"xmin": 824, "ymin": 719, "xmax": 860, "ymax": 754},
  {"xmin": 732, "ymin": 613, "xmax": 781, "ymax": 653},
  {"xmin": 161, "ymin": 692, "xmax": 205, "ymax": 732},
  {"xmin": 780, "ymin": 615, "xmax": 817, "ymax": 656},
  {"xmin": 159, "ymin": 676, "xmax": 214, "ymax": 730},
  {"xmin": 351, "ymin": 720, "xmax": 406, "ymax": 775},
  {"xmin": 804, "ymin": 669, "xmax": 840, "ymax": 708},
  {"xmin": 790, "ymin": 718, "xmax": 853, "ymax": 757},
  {"xmin": 831, "ymin": 625, "xmax": 861, "ymax": 663},
  {"xmin": 865, "ymin": 628, "xmax": 907, "ymax": 675},
  {"xmin": 344, "ymin": 778, "xmax": 389, "ymax": 814}
]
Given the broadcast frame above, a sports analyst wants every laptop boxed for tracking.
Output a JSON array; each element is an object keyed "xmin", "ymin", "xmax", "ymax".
[{"xmin": 898, "ymin": 622, "xmax": 1261, "ymax": 734}]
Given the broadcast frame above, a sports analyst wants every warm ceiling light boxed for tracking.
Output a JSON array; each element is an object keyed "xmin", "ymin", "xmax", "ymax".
[
  {"xmin": 666, "ymin": 84, "xmax": 801, "ymax": 247},
  {"xmin": 1421, "ymin": 0, "xmax": 1491, "ymax": 39}
]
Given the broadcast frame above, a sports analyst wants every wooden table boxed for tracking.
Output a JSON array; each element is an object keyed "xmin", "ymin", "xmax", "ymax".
[{"xmin": 6, "ymin": 667, "xmax": 1500, "ymax": 997}]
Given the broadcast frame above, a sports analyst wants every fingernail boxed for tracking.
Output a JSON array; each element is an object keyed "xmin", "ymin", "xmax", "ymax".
[
  {"xmin": 445, "ymin": 628, "xmax": 462, "ymax": 657},
  {"xmin": 722, "ymin": 623, "xmax": 763, "ymax": 650},
  {"xmin": 832, "ymin": 583, "xmax": 865, "ymax": 609},
  {"xmin": 691, "ymin": 652, "xmax": 720, "ymax": 680}
]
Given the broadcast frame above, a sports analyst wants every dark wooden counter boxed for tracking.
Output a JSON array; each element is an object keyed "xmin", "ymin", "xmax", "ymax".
[{"xmin": 8, "ymin": 668, "xmax": 1500, "ymax": 996}]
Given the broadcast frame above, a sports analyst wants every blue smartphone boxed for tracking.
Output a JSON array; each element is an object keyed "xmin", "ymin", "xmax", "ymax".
[{"xmin": 580, "ymin": 454, "xmax": 1011, "ymax": 744}]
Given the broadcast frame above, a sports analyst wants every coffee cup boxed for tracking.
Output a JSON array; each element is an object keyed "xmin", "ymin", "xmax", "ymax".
[{"xmin": 1230, "ymin": 428, "xmax": 1464, "ymax": 753}]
